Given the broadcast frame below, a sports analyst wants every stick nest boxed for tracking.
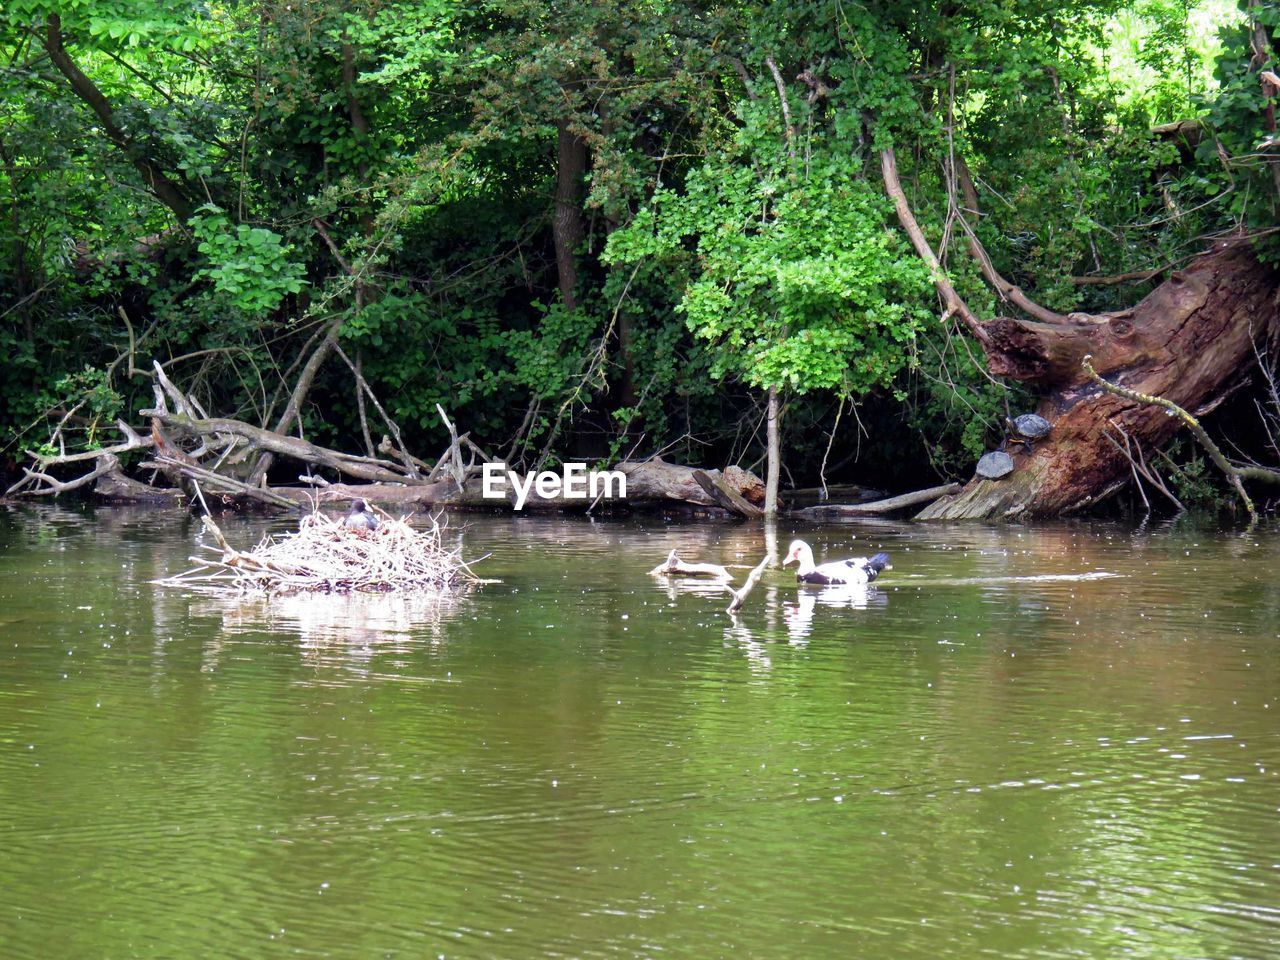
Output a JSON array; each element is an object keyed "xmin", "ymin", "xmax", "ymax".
[{"xmin": 159, "ymin": 509, "xmax": 482, "ymax": 596}]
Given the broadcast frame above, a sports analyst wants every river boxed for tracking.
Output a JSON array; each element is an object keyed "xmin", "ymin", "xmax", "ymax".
[{"xmin": 1, "ymin": 505, "xmax": 1277, "ymax": 959}]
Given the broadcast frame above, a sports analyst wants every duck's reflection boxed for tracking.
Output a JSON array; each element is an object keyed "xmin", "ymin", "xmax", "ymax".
[{"xmin": 783, "ymin": 583, "xmax": 888, "ymax": 641}]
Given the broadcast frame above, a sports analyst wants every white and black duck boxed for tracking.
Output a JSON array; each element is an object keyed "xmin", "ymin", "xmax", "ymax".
[{"xmin": 782, "ymin": 539, "xmax": 891, "ymax": 585}]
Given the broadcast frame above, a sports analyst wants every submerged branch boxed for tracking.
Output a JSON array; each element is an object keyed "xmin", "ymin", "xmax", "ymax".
[
  {"xmin": 649, "ymin": 550, "xmax": 733, "ymax": 580},
  {"xmin": 726, "ymin": 554, "xmax": 771, "ymax": 614}
]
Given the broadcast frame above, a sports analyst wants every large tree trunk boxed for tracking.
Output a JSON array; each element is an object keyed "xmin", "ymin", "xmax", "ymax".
[
  {"xmin": 552, "ymin": 120, "xmax": 587, "ymax": 310},
  {"xmin": 918, "ymin": 240, "xmax": 1280, "ymax": 520}
]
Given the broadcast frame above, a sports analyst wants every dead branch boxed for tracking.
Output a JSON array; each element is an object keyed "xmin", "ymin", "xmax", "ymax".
[
  {"xmin": 1083, "ymin": 355, "xmax": 1280, "ymax": 522},
  {"xmin": 764, "ymin": 56, "xmax": 796, "ymax": 161},
  {"xmin": 1070, "ymin": 268, "xmax": 1167, "ymax": 286},
  {"xmin": 648, "ymin": 550, "xmax": 733, "ymax": 580},
  {"xmin": 1103, "ymin": 422, "xmax": 1185, "ymax": 513},
  {"xmin": 148, "ymin": 455, "xmax": 299, "ymax": 509},
  {"xmin": 881, "ymin": 147, "xmax": 991, "ymax": 345},
  {"xmin": 952, "ymin": 157, "xmax": 1068, "ymax": 323},
  {"xmin": 726, "ymin": 554, "xmax": 771, "ymax": 614},
  {"xmin": 793, "ymin": 482, "xmax": 961, "ymax": 518},
  {"xmin": 249, "ymin": 314, "xmax": 344, "ymax": 487},
  {"xmin": 435, "ymin": 404, "xmax": 467, "ymax": 489},
  {"xmin": 692, "ymin": 469, "xmax": 764, "ymax": 518},
  {"xmin": 12, "ymin": 453, "xmax": 123, "ymax": 497},
  {"xmin": 353, "ymin": 351, "xmax": 375, "ymax": 457},
  {"xmin": 8, "ymin": 420, "xmax": 152, "ymax": 496},
  {"xmin": 152, "ymin": 359, "xmax": 210, "ymax": 418},
  {"xmin": 331, "ymin": 341, "xmax": 419, "ymax": 478},
  {"xmin": 722, "ymin": 55, "xmax": 758, "ymax": 100},
  {"xmin": 142, "ymin": 408, "xmax": 417, "ymax": 485}
]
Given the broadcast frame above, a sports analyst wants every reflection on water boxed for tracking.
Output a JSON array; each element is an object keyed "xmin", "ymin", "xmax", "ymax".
[
  {"xmin": 196, "ymin": 588, "xmax": 463, "ymax": 643},
  {"xmin": 1, "ymin": 504, "xmax": 1279, "ymax": 960},
  {"xmin": 783, "ymin": 583, "xmax": 888, "ymax": 642}
]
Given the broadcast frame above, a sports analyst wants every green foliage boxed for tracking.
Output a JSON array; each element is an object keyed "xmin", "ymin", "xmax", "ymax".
[
  {"xmin": 52, "ymin": 366, "xmax": 123, "ymax": 428},
  {"xmin": 189, "ymin": 206, "xmax": 307, "ymax": 315},
  {"xmin": 0, "ymin": 0, "xmax": 1272, "ymax": 493},
  {"xmin": 607, "ymin": 104, "xmax": 931, "ymax": 397},
  {"xmin": 1163, "ymin": 438, "xmax": 1232, "ymax": 510}
]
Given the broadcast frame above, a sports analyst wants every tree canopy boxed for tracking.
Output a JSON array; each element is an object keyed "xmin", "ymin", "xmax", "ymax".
[{"xmin": 1, "ymin": 0, "xmax": 1275, "ymax": 501}]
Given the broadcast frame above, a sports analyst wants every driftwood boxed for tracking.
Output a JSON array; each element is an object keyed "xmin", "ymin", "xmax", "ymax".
[
  {"xmin": 726, "ymin": 555, "xmax": 771, "ymax": 614},
  {"xmin": 11, "ymin": 354, "xmax": 775, "ymax": 517},
  {"xmin": 8, "ymin": 452, "xmax": 124, "ymax": 497},
  {"xmin": 793, "ymin": 482, "xmax": 960, "ymax": 518},
  {"xmin": 141, "ymin": 410, "xmax": 416, "ymax": 485},
  {"xmin": 147, "ymin": 455, "xmax": 300, "ymax": 510},
  {"xmin": 692, "ymin": 469, "xmax": 764, "ymax": 518},
  {"xmin": 648, "ymin": 549, "xmax": 733, "ymax": 580},
  {"xmin": 94, "ymin": 467, "xmax": 183, "ymax": 503},
  {"xmin": 617, "ymin": 459, "xmax": 765, "ymax": 509},
  {"xmin": 6, "ymin": 419, "xmax": 150, "ymax": 496}
]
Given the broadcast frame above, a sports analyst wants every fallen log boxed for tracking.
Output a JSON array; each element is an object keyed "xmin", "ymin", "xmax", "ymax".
[
  {"xmin": 691, "ymin": 469, "xmax": 765, "ymax": 518},
  {"xmin": 616, "ymin": 458, "xmax": 766, "ymax": 509},
  {"xmin": 915, "ymin": 239, "xmax": 1280, "ymax": 520},
  {"xmin": 15, "ymin": 373, "xmax": 771, "ymax": 515},
  {"xmin": 94, "ymin": 467, "xmax": 183, "ymax": 503},
  {"xmin": 792, "ymin": 483, "xmax": 960, "ymax": 518}
]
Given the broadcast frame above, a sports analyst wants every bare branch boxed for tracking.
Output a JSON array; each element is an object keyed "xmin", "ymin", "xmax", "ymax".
[
  {"xmin": 764, "ymin": 56, "xmax": 795, "ymax": 162},
  {"xmin": 1083, "ymin": 354, "xmax": 1280, "ymax": 523},
  {"xmin": 881, "ymin": 148, "xmax": 991, "ymax": 345}
]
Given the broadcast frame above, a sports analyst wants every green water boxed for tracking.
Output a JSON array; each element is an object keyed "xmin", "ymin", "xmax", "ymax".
[{"xmin": 1, "ymin": 506, "xmax": 1278, "ymax": 959}]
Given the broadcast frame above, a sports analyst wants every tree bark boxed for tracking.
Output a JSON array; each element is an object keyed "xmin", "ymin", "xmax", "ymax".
[
  {"xmin": 43, "ymin": 15, "xmax": 193, "ymax": 223},
  {"xmin": 692, "ymin": 469, "xmax": 765, "ymax": 518},
  {"xmin": 918, "ymin": 240, "xmax": 1280, "ymax": 519},
  {"xmin": 552, "ymin": 120, "xmax": 587, "ymax": 309}
]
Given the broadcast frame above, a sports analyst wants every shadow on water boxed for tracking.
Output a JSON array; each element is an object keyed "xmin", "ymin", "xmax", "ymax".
[{"xmin": 1, "ymin": 503, "xmax": 1279, "ymax": 959}]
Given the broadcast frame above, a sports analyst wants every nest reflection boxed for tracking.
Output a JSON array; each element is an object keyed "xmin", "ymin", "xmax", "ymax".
[{"xmin": 195, "ymin": 587, "xmax": 468, "ymax": 648}]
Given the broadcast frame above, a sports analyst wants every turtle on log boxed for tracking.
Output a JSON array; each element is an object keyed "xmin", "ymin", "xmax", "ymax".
[
  {"xmin": 976, "ymin": 450, "xmax": 1016, "ymax": 480},
  {"xmin": 1004, "ymin": 413, "xmax": 1052, "ymax": 453}
]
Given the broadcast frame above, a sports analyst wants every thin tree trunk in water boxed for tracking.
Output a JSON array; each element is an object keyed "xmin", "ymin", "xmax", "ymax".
[
  {"xmin": 917, "ymin": 240, "xmax": 1280, "ymax": 519},
  {"xmin": 553, "ymin": 121, "xmax": 587, "ymax": 310},
  {"xmin": 764, "ymin": 386, "xmax": 781, "ymax": 518}
]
